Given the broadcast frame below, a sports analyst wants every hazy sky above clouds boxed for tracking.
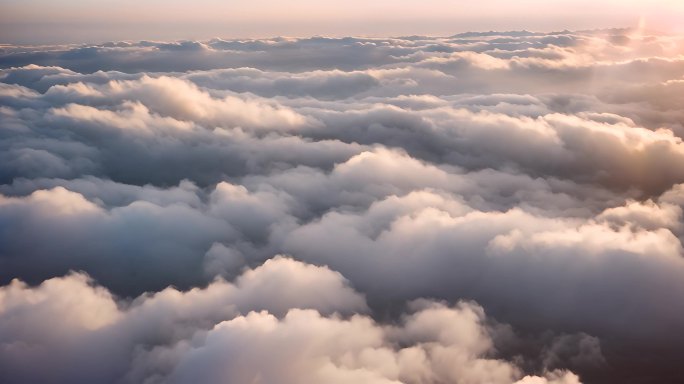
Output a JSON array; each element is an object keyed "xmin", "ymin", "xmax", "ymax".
[{"xmin": 2, "ymin": 0, "xmax": 684, "ymax": 43}]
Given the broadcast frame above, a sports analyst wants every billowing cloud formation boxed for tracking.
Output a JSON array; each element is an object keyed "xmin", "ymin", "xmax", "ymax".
[
  {"xmin": 0, "ymin": 260, "xmax": 579, "ymax": 384},
  {"xmin": 2, "ymin": 29, "xmax": 684, "ymax": 382}
]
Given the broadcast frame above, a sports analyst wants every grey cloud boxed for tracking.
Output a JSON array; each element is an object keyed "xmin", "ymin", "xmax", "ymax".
[
  {"xmin": 281, "ymin": 185, "xmax": 684, "ymax": 343},
  {"xmin": 184, "ymin": 68, "xmax": 381, "ymax": 100},
  {"xmin": 2, "ymin": 30, "xmax": 684, "ymax": 383}
]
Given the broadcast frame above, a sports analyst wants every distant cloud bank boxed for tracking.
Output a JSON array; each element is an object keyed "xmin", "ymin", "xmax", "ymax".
[{"xmin": 1, "ymin": 30, "xmax": 684, "ymax": 383}]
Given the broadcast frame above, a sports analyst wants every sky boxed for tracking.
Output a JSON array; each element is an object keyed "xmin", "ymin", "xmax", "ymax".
[
  {"xmin": 2, "ymin": 2, "xmax": 684, "ymax": 384},
  {"xmin": 2, "ymin": 0, "xmax": 684, "ymax": 43}
]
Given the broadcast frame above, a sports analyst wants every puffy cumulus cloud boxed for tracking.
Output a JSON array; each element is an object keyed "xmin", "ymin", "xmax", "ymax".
[
  {"xmin": 0, "ymin": 80, "xmax": 362, "ymax": 185},
  {"xmin": 282, "ymin": 186, "xmax": 684, "ymax": 343},
  {"xmin": 0, "ymin": 264, "xmax": 577, "ymax": 384},
  {"xmin": 0, "ymin": 258, "xmax": 366, "ymax": 384},
  {"xmin": 44, "ymin": 75, "xmax": 312, "ymax": 130},
  {"xmin": 300, "ymin": 103, "xmax": 684, "ymax": 195},
  {"xmin": 0, "ymin": 186, "xmax": 234, "ymax": 294},
  {"xmin": 162, "ymin": 303, "xmax": 581, "ymax": 384},
  {"xmin": 2, "ymin": 30, "xmax": 684, "ymax": 382}
]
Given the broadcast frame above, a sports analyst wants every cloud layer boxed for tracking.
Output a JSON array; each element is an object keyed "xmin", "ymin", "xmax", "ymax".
[{"xmin": 2, "ymin": 29, "xmax": 684, "ymax": 383}]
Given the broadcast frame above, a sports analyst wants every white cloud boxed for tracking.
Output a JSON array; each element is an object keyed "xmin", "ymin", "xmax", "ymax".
[
  {"xmin": 0, "ymin": 265, "xmax": 579, "ymax": 384},
  {"xmin": 2, "ymin": 30, "xmax": 684, "ymax": 382}
]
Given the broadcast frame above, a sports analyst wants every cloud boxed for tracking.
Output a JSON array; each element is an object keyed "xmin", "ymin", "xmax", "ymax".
[
  {"xmin": 2, "ymin": 30, "xmax": 684, "ymax": 382},
  {"xmin": 282, "ymin": 185, "xmax": 684, "ymax": 343},
  {"xmin": 184, "ymin": 67, "xmax": 381, "ymax": 100},
  {"xmin": 0, "ymin": 264, "xmax": 577, "ymax": 384}
]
